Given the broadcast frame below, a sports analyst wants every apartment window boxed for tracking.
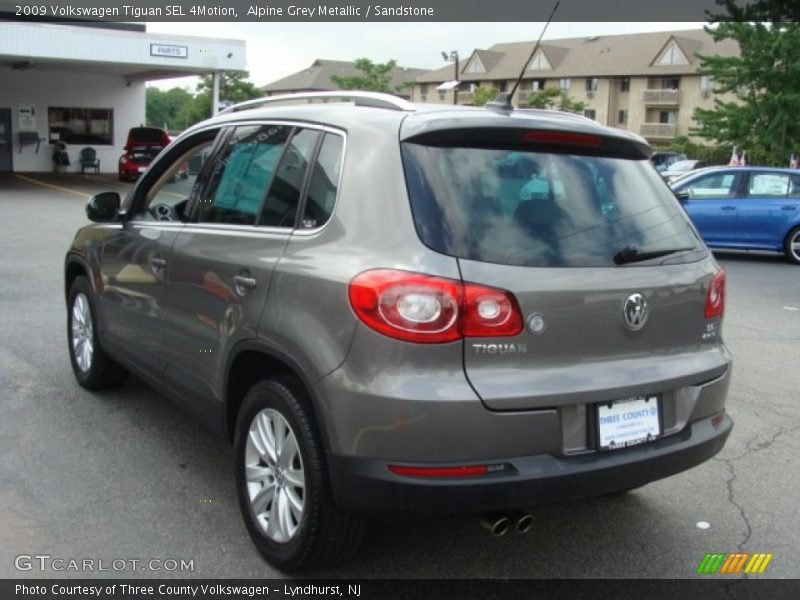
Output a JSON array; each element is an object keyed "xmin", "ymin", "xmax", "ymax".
[
  {"xmin": 527, "ymin": 50, "xmax": 552, "ymax": 70},
  {"xmin": 656, "ymin": 41, "xmax": 689, "ymax": 66},
  {"xmin": 530, "ymin": 79, "xmax": 546, "ymax": 91},
  {"xmin": 661, "ymin": 77, "xmax": 681, "ymax": 90},
  {"xmin": 584, "ymin": 109, "xmax": 597, "ymax": 120},
  {"xmin": 618, "ymin": 110, "xmax": 628, "ymax": 125},
  {"xmin": 420, "ymin": 84, "xmax": 429, "ymax": 94},
  {"xmin": 559, "ymin": 78, "xmax": 571, "ymax": 91},
  {"xmin": 585, "ymin": 78, "xmax": 599, "ymax": 92},
  {"xmin": 659, "ymin": 110, "xmax": 677, "ymax": 124},
  {"xmin": 700, "ymin": 75, "xmax": 713, "ymax": 93},
  {"xmin": 464, "ymin": 56, "xmax": 485, "ymax": 74},
  {"xmin": 619, "ymin": 78, "xmax": 630, "ymax": 92},
  {"xmin": 439, "ymin": 93, "xmax": 445, "ymax": 101},
  {"xmin": 48, "ymin": 107, "xmax": 113, "ymax": 145}
]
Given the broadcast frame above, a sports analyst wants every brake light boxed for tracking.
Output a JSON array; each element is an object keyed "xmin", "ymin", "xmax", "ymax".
[
  {"xmin": 348, "ymin": 269, "xmax": 523, "ymax": 343},
  {"xmin": 705, "ymin": 270, "xmax": 726, "ymax": 318},
  {"xmin": 524, "ymin": 130, "xmax": 602, "ymax": 147}
]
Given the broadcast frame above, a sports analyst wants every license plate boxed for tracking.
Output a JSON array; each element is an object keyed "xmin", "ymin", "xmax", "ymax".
[
  {"xmin": 597, "ymin": 395, "xmax": 660, "ymax": 450},
  {"xmin": 137, "ymin": 166, "xmax": 147, "ymax": 172}
]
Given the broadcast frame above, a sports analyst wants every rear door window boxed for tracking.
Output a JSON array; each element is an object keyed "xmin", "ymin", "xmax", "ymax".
[
  {"xmin": 259, "ymin": 128, "xmax": 321, "ymax": 227},
  {"xmin": 747, "ymin": 173, "xmax": 790, "ymax": 198},
  {"xmin": 402, "ymin": 141, "xmax": 703, "ymax": 267}
]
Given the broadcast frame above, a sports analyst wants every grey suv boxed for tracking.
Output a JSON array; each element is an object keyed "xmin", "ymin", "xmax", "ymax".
[{"xmin": 65, "ymin": 92, "xmax": 732, "ymax": 571}]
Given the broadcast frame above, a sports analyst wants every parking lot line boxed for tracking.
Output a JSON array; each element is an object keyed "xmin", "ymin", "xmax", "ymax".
[{"xmin": 13, "ymin": 174, "xmax": 90, "ymax": 199}]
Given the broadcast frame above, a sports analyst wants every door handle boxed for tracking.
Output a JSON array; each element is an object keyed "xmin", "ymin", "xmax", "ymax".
[
  {"xmin": 721, "ymin": 205, "xmax": 736, "ymax": 211},
  {"xmin": 781, "ymin": 205, "xmax": 797, "ymax": 211},
  {"xmin": 150, "ymin": 257, "xmax": 167, "ymax": 268},
  {"xmin": 233, "ymin": 274, "xmax": 257, "ymax": 295}
]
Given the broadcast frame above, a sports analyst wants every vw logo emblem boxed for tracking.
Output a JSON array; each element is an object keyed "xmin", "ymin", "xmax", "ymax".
[{"xmin": 623, "ymin": 293, "xmax": 648, "ymax": 331}]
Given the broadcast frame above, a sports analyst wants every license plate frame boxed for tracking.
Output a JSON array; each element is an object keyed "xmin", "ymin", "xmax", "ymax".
[{"xmin": 595, "ymin": 395, "xmax": 662, "ymax": 451}]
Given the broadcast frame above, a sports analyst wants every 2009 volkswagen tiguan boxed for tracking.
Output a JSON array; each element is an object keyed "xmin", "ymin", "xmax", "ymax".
[{"xmin": 65, "ymin": 91, "xmax": 732, "ymax": 571}]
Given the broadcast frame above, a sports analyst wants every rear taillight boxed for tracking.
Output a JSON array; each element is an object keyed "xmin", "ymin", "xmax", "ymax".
[
  {"xmin": 705, "ymin": 270, "xmax": 726, "ymax": 319},
  {"xmin": 462, "ymin": 283, "xmax": 524, "ymax": 337},
  {"xmin": 348, "ymin": 269, "xmax": 523, "ymax": 343}
]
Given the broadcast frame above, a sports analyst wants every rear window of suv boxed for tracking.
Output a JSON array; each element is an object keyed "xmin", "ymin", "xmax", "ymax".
[{"xmin": 402, "ymin": 141, "xmax": 703, "ymax": 267}]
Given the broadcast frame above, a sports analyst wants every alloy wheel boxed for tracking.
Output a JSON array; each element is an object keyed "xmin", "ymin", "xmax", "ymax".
[
  {"xmin": 244, "ymin": 408, "xmax": 305, "ymax": 543},
  {"xmin": 70, "ymin": 293, "xmax": 94, "ymax": 373}
]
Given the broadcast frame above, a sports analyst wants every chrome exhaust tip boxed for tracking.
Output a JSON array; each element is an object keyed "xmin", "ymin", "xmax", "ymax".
[
  {"xmin": 513, "ymin": 511, "xmax": 533, "ymax": 533},
  {"xmin": 480, "ymin": 513, "xmax": 511, "ymax": 537}
]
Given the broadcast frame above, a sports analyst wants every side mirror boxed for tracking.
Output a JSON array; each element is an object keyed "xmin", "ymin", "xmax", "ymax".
[
  {"xmin": 123, "ymin": 146, "xmax": 130, "ymax": 151},
  {"xmin": 86, "ymin": 192, "xmax": 121, "ymax": 222},
  {"xmin": 674, "ymin": 190, "xmax": 690, "ymax": 204}
]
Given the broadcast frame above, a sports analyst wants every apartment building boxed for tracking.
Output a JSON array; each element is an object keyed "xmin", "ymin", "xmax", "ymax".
[
  {"xmin": 412, "ymin": 29, "xmax": 739, "ymax": 144},
  {"xmin": 261, "ymin": 59, "xmax": 427, "ymax": 100}
]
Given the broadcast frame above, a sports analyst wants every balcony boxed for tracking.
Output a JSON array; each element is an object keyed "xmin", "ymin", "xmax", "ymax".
[
  {"xmin": 642, "ymin": 89, "xmax": 680, "ymax": 105},
  {"xmin": 640, "ymin": 123, "xmax": 678, "ymax": 139}
]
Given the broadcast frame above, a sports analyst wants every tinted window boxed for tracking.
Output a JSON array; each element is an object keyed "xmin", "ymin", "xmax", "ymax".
[
  {"xmin": 683, "ymin": 172, "xmax": 738, "ymax": 198},
  {"xmin": 748, "ymin": 173, "xmax": 789, "ymax": 198},
  {"xmin": 300, "ymin": 134, "xmax": 344, "ymax": 229},
  {"xmin": 260, "ymin": 129, "xmax": 320, "ymax": 227},
  {"xmin": 402, "ymin": 143, "xmax": 702, "ymax": 267},
  {"xmin": 197, "ymin": 125, "xmax": 290, "ymax": 225}
]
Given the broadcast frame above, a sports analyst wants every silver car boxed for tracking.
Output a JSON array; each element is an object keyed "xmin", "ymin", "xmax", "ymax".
[{"xmin": 65, "ymin": 92, "xmax": 732, "ymax": 571}]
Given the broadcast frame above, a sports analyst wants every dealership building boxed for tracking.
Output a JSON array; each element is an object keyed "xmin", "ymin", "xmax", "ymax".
[{"xmin": 0, "ymin": 19, "xmax": 245, "ymax": 173}]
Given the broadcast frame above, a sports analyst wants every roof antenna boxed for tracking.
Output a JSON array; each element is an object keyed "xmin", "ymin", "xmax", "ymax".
[{"xmin": 486, "ymin": 1, "xmax": 560, "ymax": 114}]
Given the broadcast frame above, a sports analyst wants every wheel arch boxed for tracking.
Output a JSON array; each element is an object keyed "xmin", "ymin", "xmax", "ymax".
[
  {"xmin": 64, "ymin": 254, "xmax": 91, "ymax": 299},
  {"xmin": 784, "ymin": 223, "xmax": 800, "ymax": 262},
  {"xmin": 223, "ymin": 341, "xmax": 332, "ymax": 451}
]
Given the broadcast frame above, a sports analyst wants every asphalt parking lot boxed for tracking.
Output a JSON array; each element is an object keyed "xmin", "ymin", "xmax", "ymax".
[{"xmin": 0, "ymin": 172, "xmax": 798, "ymax": 579}]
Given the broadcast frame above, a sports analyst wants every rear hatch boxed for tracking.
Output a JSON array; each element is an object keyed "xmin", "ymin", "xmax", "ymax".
[
  {"xmin": 401, "ymin": 121, "xmax": 725, "ymax": 411},
  {"xmin": 126, "ymin": 126, "xmax": 171, "ymax": 149}
]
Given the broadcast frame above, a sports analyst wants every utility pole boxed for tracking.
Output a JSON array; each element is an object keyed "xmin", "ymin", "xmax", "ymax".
[{"xmin": 442, "ymin": 50, "xmax": 460, "ymax": 105}]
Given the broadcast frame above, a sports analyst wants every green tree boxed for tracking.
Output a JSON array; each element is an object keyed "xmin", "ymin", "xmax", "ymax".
[
  {"xmin": 691, "ymin": 2, "xmax": 800, "ymax": 165},
  {"xmin": 472, "ymin": 86, "xmax": 500, "ymax": 107},
  {"xmin": 196, "ymin": 69, "xmax": 262, "ymax": 104},
  {"xmin": 171, "ymin": 70, "xmax": 262, "ymax": 128},
  {"xmin": 146, "ymin": 86, "xmax": 194, "ymax": 131},
  {"xmin": 330, "ymin": 58, "xmax": 398, "ymax": 93},
  {"xmin": 524, "ymin": 87, "xmax": 586, "ymax": 113}
]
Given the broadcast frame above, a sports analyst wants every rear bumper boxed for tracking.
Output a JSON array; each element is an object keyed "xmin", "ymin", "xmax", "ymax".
[{"xmin": 328, "ymin": 412, "xmax": 732, "ymax": 516}]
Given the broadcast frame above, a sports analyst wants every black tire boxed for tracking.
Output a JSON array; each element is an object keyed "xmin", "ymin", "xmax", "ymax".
[
  {"xmin": 785, "ymin": 226, "xmax": 800, "ymax": 265},
  {"xmin": 234, "ymin": 379, "xmax": 365, "ymax": 572},
  {"xmin": 67, "ymin": 276, "xmax": 128, "ymax": 390}
]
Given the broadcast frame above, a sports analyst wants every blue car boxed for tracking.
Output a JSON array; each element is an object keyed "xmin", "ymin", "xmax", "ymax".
[{"xmin": 671, "ymin": 167, "xmax": 800, "ymax": 264}]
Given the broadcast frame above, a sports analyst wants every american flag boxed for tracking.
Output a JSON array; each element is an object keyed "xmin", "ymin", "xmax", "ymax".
[
  {"xmin": 791, "ymin": 154, "xmax": 798, "ymax": 169},
  {"xmin": 729, "ymin": 145, "xmax": 740, "ymax": 166}
]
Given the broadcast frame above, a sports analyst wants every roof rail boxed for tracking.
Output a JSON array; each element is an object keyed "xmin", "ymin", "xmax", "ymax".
[{"xmin": 219, "ymin": 91, "xmax": 416, "ymax": 115}]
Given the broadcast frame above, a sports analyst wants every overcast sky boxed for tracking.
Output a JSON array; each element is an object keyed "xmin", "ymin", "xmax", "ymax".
[{"xmin": 146, "ymin": 21, "xmax": 706, "ymax": 91}]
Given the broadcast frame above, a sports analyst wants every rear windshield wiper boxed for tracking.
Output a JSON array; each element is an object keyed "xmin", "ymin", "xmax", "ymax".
[{"xmin": 613, "ymin": 245, "xmax": 696, "ymax": 265}]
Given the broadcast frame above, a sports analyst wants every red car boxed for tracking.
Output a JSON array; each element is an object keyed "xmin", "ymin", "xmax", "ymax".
[{"xmin": 118, "ymin": 127, "xmax": 171, "ymax": 182}]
